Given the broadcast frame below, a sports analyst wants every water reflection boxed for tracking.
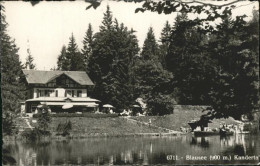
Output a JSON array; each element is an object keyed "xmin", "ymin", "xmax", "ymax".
[
  {"xmin": 4, "ymin": 135, "xmax": 260, "ymax": 165},
  {"xmin": 190, "ymin": 137, "xmax": 210, "ymax": 148}
]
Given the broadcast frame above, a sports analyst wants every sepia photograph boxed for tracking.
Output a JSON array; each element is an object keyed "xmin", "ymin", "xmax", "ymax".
[{"xmin": 1, "ymin": 0, "xmax": 259, "ymax": 165}]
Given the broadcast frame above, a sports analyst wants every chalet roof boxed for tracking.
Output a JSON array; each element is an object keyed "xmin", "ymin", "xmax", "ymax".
[
  {"xmin": 26, "ymin": 97, "xmax": 100, "ymax": 102},
  {"xmin": 22, "ymin": 70, "xmax": 94, "ymax": 85}
]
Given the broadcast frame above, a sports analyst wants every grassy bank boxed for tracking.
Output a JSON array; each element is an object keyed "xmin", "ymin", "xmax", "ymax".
[
  {"xmin": 48, "ymin": 117, "xmax": 166, "ymax": 138},
  {"xmin": 131, "ymin": 110, "xmax": 240, "ymax": 131}
]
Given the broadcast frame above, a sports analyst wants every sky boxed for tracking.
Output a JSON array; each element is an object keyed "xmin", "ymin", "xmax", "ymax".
[{"xmin": 3, "ymin": 0, "xmax": 259, "ymax": 70}]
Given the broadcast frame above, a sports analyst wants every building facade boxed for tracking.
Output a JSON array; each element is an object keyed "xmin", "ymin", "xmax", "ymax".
[{"xmin": 22, "ymin": 70, "xmax": 99, "ymax": 115}]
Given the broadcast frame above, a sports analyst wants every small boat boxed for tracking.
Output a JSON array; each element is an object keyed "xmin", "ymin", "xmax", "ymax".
[{"xmin": 193, "ymin": 131, "xmax": 219, "ymax": 137}]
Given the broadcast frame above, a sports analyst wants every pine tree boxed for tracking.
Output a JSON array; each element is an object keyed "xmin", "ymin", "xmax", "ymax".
[
  {"xmin": 1, "ymin": 4, "xmax": 26, "ymax": 135},
  {"xmin": 133, "ymin": 27, "xmax": 174, "ymax": 115},
  {"xmin": 164, "ymin": 12, "xmax": 213, "ymax": 105},
  {"xmin": 57, "ymin": 45, "xmax": 70, "ymax": 71},
  {"xmin": 67, "ymin": 33, "xmax": 84, "ymax": 71},
  {"xmin": 100, "ymin": 5, "xmax": 113, "ymax": 32},
  {"xmin": 25, "ymin": 48, "xmax": 36, "ymax": 69},
  {"xmin": 159, "ymin": 21, "xmax": 171, "ymax": 67},
  {"xmin": 207, "ymin": 12, "xmax": 259, "ymax": 119},
  {"xmin": 82, "ymin": 24, "xmax": 93, "ymax": 70},
  {"xmin": 88, "ymin": 6, "xmax": 140, "ymax": 111},
  {"xmin": 141, "ymin": 27, "xmax": 159, "ymax": 60}
]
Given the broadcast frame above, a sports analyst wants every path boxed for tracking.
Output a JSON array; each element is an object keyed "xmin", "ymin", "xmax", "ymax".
[
  {"xmin": 123, "ymin": 116, "xmax": 183, "ymax": 135},
  {"xmin": 17, "ymin": 117, "xmax": 34, "ymax": 131},
  {"xmin": 24, "ymin": 118, "xmax": 34, "ymax": 130}
]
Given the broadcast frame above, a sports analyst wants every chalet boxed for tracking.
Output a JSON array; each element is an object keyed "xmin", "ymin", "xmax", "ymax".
[{"xmin": 21, "ymin": 70, "xmax": 100, "ymax": 115}]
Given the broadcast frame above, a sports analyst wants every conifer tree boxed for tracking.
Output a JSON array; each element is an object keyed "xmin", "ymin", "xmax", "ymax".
[
  {"xmin": 82, "ymin": 23, "xmax": 94, "ymax": 70},
  {"xmin": 57, "ymin": 45, "xmax": 70, "ymax": 71},
  {"xmin": 25, "ymin": 48, "xmax": 36, "ymax": 69},
  {"xmin": 100, "ymin": 5, "xmax": 113, "ymax": 32},
  {"xmin": 67, "ymin": 33, "xmax": 84, "ymax": 71},
  {"xmin": 207, "ymin": 12, "xmax": 259, "ymax": 119},
  {"xmin": 1, "ymin": 4, "xmax": 26, "ymax": 135},
  {"xmin": 133, "ymin": 28, "xmax": 173, "ymax": 115},
  {"xmin": 88, "ymin": 6, "xmax": 139, "ymax": 110},
  {"xmin": 141, "ymin": 27, "xmax": 159, "ymax": 60},
  {"xmin": 159, "ymin": 21, "xmax": 171, "ymax": 67}
]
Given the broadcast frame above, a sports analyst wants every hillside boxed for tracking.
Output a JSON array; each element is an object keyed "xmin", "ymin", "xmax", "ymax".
[
  {"xmin": 48, "ymin": 117, "xmax": 166, "ymax": 137},
  {"xmin": 131, "ymin": 105, "xmax": 240, "ymax": 131}
]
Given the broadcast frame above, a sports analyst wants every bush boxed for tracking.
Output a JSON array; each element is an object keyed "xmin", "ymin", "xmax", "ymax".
[{"xmin": 56, "ymin": 120, "xmax": 72, "ymax": 136}]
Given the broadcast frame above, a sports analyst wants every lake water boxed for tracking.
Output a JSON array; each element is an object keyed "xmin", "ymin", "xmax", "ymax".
[{"xmin": 4, "ymin": 134, "xmax": 260, "ymax": 165}]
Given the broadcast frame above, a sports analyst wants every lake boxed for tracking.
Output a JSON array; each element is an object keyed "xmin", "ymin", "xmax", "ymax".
[{"xmin": 4, "ymin": 134, "xmax": 260, "ymax": 165}]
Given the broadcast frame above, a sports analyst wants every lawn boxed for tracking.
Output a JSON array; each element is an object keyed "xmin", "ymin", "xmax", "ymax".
[
  {"xmin": 49, "ymin": 117, "xmax": 166, "ymax": 137},
  {"xmin": 131, "ymin": 106, "xmax": 240, "ymax": 131}
]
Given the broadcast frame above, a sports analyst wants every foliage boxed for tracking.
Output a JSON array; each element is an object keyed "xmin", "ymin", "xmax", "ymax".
[
  {"xmin": 56, "ymin": 120, "xmax": 72, "ymax": 136},
  {"xmin": 2, "ymin": 147, "xmax": 16, "ymax": 165},
  {"xmin": 57, "ymin": 34, "xmax": 85, "ymax": 71},
  {"xmin": 133, "ymin": 28, "xmax": 173, "ymax": 115},
  {"xmin": 159, "ymin": 21, "xmax": 171, "ymax": 68},
  {"xmin": 88, "ymin": 6, "xmax": 140, "ymax": 111},
  {"xmin": 67, "ymin": 33, "xmax": 85, "ymax": 71},
  {"xmin": 25, "ymin": 48, "xmax": 36, "ymax": 69},
  {"xmin": 82, "ymin": 23, "xmax": 94, "ymax": 71},
  {"xmin": 35, "ymin": 105, "xmax": 52, "ymax": 135},
  {"xmin": 2, "ymin": 112, "xmax": 17, "ymax": 136},
  {"xmin": 1, "ymin": 4, "xmax": 26, "ymax": 135},
  {"xmin": 21, "ymin": 128, "xmax": 42, "ymax": 141},
  {"xmin": 141, "ymin": 27, "xmax": 159, "ymax": 60},
  {"xmin": 57, "ymin": 45, "xmax": 70, "ymax": 71},
  {"xmin": 207, "ymin": 12, "xmax": 259, "ymax": 119},
  {"xmin": 165, "ymin": 15, "xmax": 215, "ymax": 105}
]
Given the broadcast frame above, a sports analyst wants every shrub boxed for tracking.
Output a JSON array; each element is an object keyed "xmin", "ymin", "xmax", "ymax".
[{"xmin": 56, "ymin": 120, "xmax": 72, "ymax": 136}]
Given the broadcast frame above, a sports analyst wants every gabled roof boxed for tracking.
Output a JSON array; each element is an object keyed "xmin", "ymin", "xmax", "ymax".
[
  {"xmin": 22, "ymin": 70, "xmax": 94, "ymax": 86},
  {"xmin": 26, "ymin": 97, "xmax": 100, "ymax": 102}
]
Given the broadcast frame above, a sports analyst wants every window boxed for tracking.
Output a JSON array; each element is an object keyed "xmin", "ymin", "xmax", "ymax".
[
  {"xmin": 77, "ymin": 90, "xmax": 82, "ymax": 97},
  {"xmin": 72, "ymin": 90, "xmax": 74, "ymax": 97},
  {"xmin": 45, "ymin": 90, "xmax": 48, "ymax": 97},
  {"xmin": 55, "ymin": 90, "xmax": 58, "ymax": 97},
  {"xmin": 37, "ymin": 89, "xmax": 39, "ymax": 98},
  {"xmin": 65, "ymin": 90, "xmax": 72, "ymax": 97},
  {"xmin": 39, "ymin": 90, "xmax": 43, "ymax": 97}
]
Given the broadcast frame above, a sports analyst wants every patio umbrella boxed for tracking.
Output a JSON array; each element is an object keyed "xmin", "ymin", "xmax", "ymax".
[
  {"xmin": 37, "ymin": 105, "xmax": 43, "ymax": 108},
  {"xmin": 62, "ymin": 103, "xmax": 73, "ymax": 109},
  {"xmin": 103, "ymin": 104, "xmax": 114, "ymax": 108}
]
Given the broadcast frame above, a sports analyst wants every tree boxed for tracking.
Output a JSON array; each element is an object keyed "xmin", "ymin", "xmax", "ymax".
[
  {"xmin": 133, "ymin": 28, "xmax": 173, "ymax": 115},
  {"xmin": 25, "ymin": 48, "xmax": 36, "ymax": 69},
  {"xmin": 67, "ymin": 33, "xmax": 85, "ymax": 71},
  {"xmin": 57, "ymin": 45, "xmax": 70, "ymax": 71},
  {"xmin": 159, "ymin": 21, "xmax": 171, "ymax": 68},
  {"xmin": 88, "ymin": 6, "xmax": 140, "ymax": 111},
  {"xmin": 165, "ymin": 12, "xmax": 214, "ymax": 105},
  {"xmin": 133, "ymin": 59, "xmax": 174, "ymax": 115},
  {"xmin": 82, "ymin": 23, "xmax": 94, "ymax": 70},
  {"xmin": 141, "ymin": 27, "xmax": 159, "ymax": 61},
  {"xmin": 1, "ymin": 4, "xmax": 26, "ymax": 135},
  {"xmin": 100, "ymin": 5, "xmax": 113, "ymax": 32},
  {"xmin": 207, "ymin": 12, "xmax": 259, "ymax": 119},
  {"xmin": 36, "ymin": 105, "xmax": 52, "ymax": 135}
]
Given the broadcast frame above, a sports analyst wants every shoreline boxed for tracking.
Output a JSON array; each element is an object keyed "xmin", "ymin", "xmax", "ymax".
[{"xmin": 3, "ymin": 132, "xmax": 186, "ymax": 142}]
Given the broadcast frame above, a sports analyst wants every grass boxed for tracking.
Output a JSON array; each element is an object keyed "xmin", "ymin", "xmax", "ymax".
[
  {"xmin": 131, "ymin": 107, "xmax": 240, "ymax": 131},
  {"xmin": 15, "ymin": 105, "xmax": 246, "ymax": 139},
  {"xmin": 48, "ymin": 117, "xmax": 166, "ymax": 137}
]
